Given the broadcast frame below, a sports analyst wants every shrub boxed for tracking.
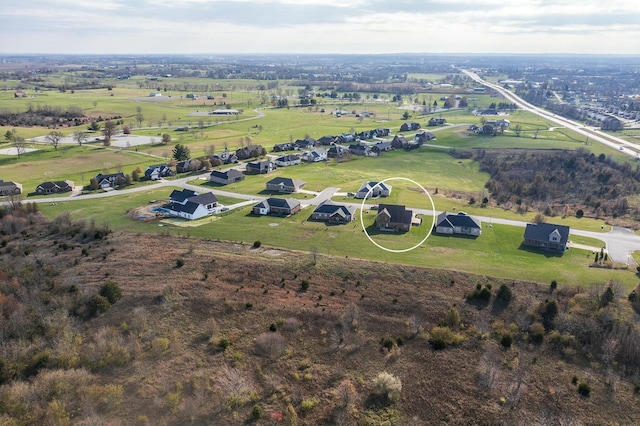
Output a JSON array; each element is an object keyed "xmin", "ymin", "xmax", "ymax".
[
  {"xmin": 300, "ymin": 280, "xmax": 310, "ymax": 291},
  {"xmin": 253, "ymin": 240, "xmax": 261, "ymax": 248},
  {"xmin": 429, "ymin": 326, "xmax": 465, "ymax": 350},
  {"xmin": 496, "ymin": 284, "xmax": 512, "ymax": 302},
  {"xmin": 467, "ymin": 284, "xmax": 492, "ymax": 301},
  {"xmin": 500, "ymin": 332, "xmax": 513, "ymax": 348},
  {"xmin": 380, "ymin": 337, "xmax": 394, "ymax": 350},
  {"xmin": 529, "ymin": 322, "xmax": 545, "ymax": 344},
  {"xmin": 217, "ymin": 337, "xmax": 232, "ymax": 351},
  {"xmin": 88, "ymin": 294, "xmax": 111, "ymax": 317},
  {"xmin": 577, "ymin": 382, "xmax": 591, "ymax": 396},
  {"xmin": 550, "ymin": 280, "xmax": 558, "ymax": 292},
  {"xmin": 176, "ymin": 258, "xmax": 185, "ymax": 268},
  {"xmin": 252, "ymin": 404, "xmax": 263, "ymax": 420},
  {"xmin": 99, "ymin": 281, "xmax": 122, "ymax": 304},
  {"xmin": 269, "ymin": 323, "xmax": 277, "ymax": 332},
  {"xmin": 245, "ymin": 302, "xmax": 253, "ymax": 309},
  {"xmin": 255, "ymin": 332, "xmax": 286, "ymax": 358},
  {"xmin": 442, "ymin": 305, "xmax": 461, "ymax": 328},
  {"xmin": 571, "ymin": 375, "xmax": 579, "ymax": 385},
  {"xmin": 300, "ymin": 398, "xmax": 318, "ymax": 414},
  {"xmin": 372, "ymin": 371, "xmax": 402, "ymax": 403}
]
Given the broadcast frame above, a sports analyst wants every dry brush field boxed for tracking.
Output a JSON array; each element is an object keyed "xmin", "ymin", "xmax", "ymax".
[{"xmin": 0, "ymin": 208, "xmax": 639, "ymax": 425}]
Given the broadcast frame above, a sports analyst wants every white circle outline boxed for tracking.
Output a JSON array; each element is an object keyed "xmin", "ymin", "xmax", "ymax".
[{"xmin": 359, "ymin": 177, "xmax": 436, "ymax": 253}]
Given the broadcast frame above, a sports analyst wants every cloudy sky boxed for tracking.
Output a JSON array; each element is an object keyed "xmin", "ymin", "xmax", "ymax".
[{"xmin": 3, "ymin": 0, "xmax": 640, "ymax": 55}]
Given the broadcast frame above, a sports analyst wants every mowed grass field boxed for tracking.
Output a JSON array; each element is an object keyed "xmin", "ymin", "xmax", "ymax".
[{"xmin": 36, "ymin": 187, "xmax": 638, "ymax": 289}]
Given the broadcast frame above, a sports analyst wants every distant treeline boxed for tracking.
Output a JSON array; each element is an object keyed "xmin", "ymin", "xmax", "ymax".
[{"xmin": 0, "ymin": 104, "xmax": 86, "ymax": 128}]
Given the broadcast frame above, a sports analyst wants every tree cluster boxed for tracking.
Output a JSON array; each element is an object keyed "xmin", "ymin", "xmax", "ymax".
[
  {"xmin": 479, "ymin": 148, "xmax": 640, "ymax": 219},
  {"xmin": 0, "ymin": 104, "xmax": 85, "ymax": 128}
]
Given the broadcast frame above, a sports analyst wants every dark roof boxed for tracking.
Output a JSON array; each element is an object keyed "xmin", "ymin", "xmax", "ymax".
[
  {"xmin": 313, "ymin": 201, "xmax": 354, "ymax": 216},
  {"xmin": 276, "ymin": 154, "xmax": 300, "ymax": 162},
  {"xmin": 256, "ymin": 197, "xmax": 300, "ymax": 209},
  {"xmin": 377, "ymin": 204, "xmax": 412, "ymax": 225},
  {"xmin": 210, "ymin": 169, "xmax": 243, "ymax": 180},
  {"xmin": 169, "ymin": 201, "xmax": 200, "ymax": 214},
  {"xmin": 436, "ymin": 212, "xmax": 481, "ymax": 229},
  {"xmin": 267, "ymin": 177, "xmax": 304, "ymax": 187},
  {"xmin": 188, "ymin": 192, "xmax": 218, "ymax": 205},
  {"xmin": 96, "ymin": 172, "xmax": 125, "ymax": 181},
  {"xmin": 246, "ymin": 160, "xmax": 273, "ymax": 170},
  {"xmin": 524, "ymin": 222, "xmax": 570, "ymax": 245},
  {"xmin": 169, "ymin": 189, "xmax": 197, "ymax": 203}
]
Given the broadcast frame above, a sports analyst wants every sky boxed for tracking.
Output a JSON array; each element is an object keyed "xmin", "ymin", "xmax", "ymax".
[{"xmin": 3, "ymin": 0, "xmax": 640, "ymax": 55}]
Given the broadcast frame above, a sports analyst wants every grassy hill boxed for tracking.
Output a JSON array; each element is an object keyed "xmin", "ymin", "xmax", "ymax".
[{"xmin": 0, "ymin": 209, "xmax": 638, "ymax": 425}]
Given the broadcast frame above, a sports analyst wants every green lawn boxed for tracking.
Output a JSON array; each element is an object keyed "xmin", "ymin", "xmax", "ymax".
[{"xmin": 36, "ymin": 189, "xmax": 638, "ymax": 289}]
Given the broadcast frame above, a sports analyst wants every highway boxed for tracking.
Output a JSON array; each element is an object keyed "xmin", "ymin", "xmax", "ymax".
[{"xmin": 460, "ymin": 69, "xmax": 640, "ymax": 158}]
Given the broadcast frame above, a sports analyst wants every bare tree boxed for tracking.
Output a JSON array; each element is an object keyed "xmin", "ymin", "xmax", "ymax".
[
  {"xmin": 45, "ymin": 130, "xmax": 64, "ymax": 151},
  {"xmin": 13, "ymin": 136, "xmax": 26, "ymax": 158},
  {"xmin": 136, "ymin": 110, "xmax": 144, "ymax": 127},
  {"xmin": 73, "ymin": 130, "xmax": 88, "ymax": 146},
  {"xmin": 102, "ymin": 120, "xmax": 117, "ymax": 146}
]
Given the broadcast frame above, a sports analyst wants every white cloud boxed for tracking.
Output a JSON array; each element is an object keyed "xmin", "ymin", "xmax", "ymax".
[{"xmin": 2, "ymin": 0, "xmax": 640, "ymax": 54}]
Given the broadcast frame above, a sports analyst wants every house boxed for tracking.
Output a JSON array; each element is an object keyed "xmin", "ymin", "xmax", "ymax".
[
  {"xmin": 149, "ymin": 91, "xmax": 162, "ymax": 97},
  {"xmin": 144, "ymin": 164, "xmax": 174, "ymax": 180},
  {"xmin": 294, "ymin": 138, "xmax": 316, "ymax": 150},
  {"xmin": 94, "ymin": 173, "xmax": 126, "ymax": 189},
  {"xmin": 265, "ymin": 177, "xmax": 306, "ymax": 193},
  {"xmin": 327, "ymin": 145, "xmax": 349, "ymax": 158},
  {"xmin": 35, "ymin": 180, "xmax": 74, "ymax": 194},
  {"xmin": 273, "ymin": 142, "xmax": 294, "ymax": 152},
  {"xmin": 211, "ymin": 152, "xmax": 238, "ymax": 164},
  {"xmin": 372, "ymin": 142, "xmax": 393, "ymax": 154},
  {"xmin": 236, "ymin": 145, "xmax": 264, "ymax": 160},
  {"xmin": 480, "ymin": 124, "xmax": 497, "ymax": 136},
  {"xmin": 0, "ymin": 181, "xmax": 23, "ymax": 196},
  {"xmin": 176, "ymin": 160, "xmax": 197, "ymax": 174},
  {"xmin": 400, "ymin": 122, "xmax": 421, "ymax": 132},
  {"xmin": 311, "ymin": 201, "xmax": 355, "ymax": 224},
  {"xmin": 375, "ymin": 204, "xmax": 417, "ymax": 232},
  {"xmin": 317, "ymin": 136, "xmax": 335, "ymax": 146},
  {"xmin": 252, "ymin": 198, "xmax": 301, "ymax": 216},
  {"xmin": 349, "ymin": 143, "xmax": 370, "ymax": 156},
  {"xmin": 245, "ymin": 160, "xmax": 275, "ymax": 175},
  {"xmin": 208, "ymin": 169, "xmax": 245, "ymax": 185},
  {"xmin": 523, "ymin": 222, "xmax": 570, "ymax": 253},
  {"xmin": 302, "ymin": 149, "xmax": 327, "ymax": 162},
  {"xmin": 169, "ymin": 189, "xmax": 197, "ymax": 204},
  {"xmin": 435, "ymin": 212, "xmax": 482, "ymax": 236},
  {"xmin": 356, "ymin": 182, "xmax": 392, "ymax": 199},
  {"xmin": 357, "ymin": 130, "xmax": 375, "ymax": 140},
  {"xmin": 428, "ymin": 118, "xmax": 446, "ymax": 126},
  {"xmin": 391, "ymin": 135, "xmax": 408, "ymax": 150},
  {"xmin": 335, "ymin": 134, "xmax": 356, "ymax": 144},
  {"xmin": 167, "ymin": 189, "xmax": 218, "ymax": 220},
  {"xmin": 274, "ymin": 154, "xmax": 301, "ymax": 167},
  {"xmin": 374, "ymin": 128, "xmax": 391, "ymax": 137},
  {"xmin": 415, "ymin": 131, "xmax": 436, "ymax": 143}
]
